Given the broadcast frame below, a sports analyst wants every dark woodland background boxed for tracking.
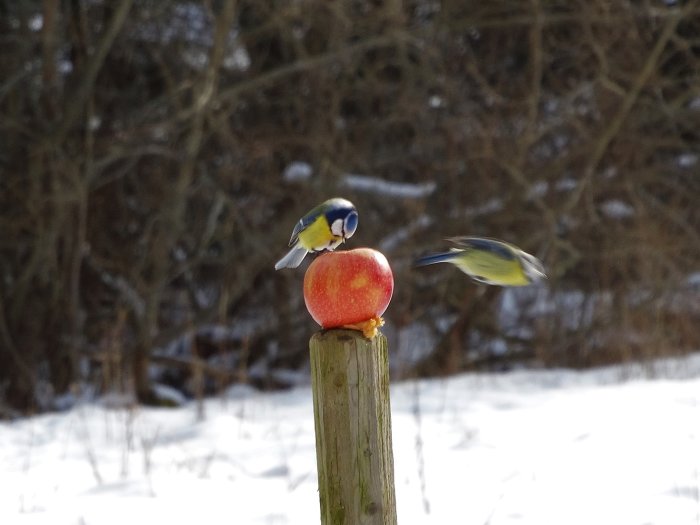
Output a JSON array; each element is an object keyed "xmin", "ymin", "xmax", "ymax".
[{"xmin": 1, "ymin": 0, "xmax": 699, "ymax": 416}]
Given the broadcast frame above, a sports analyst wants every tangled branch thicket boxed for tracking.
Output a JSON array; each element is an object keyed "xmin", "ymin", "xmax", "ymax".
[{"xmin": 1, "ymin": 0, "xmax": 699, "ymax": 414}]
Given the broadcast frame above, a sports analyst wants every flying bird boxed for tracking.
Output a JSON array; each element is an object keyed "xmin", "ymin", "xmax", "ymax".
[{"xmin": 415, "ymin": 237, "xmax": 546, "ymax": 286}]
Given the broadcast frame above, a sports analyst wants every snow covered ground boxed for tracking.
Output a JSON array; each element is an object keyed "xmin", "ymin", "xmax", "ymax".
[{"xmin": 2, "ymin": 355, "xmax": 700, "ymax": 525}]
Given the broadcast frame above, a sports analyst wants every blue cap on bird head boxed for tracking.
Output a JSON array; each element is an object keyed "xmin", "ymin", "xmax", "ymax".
[{"xmin": 343, "ymin": 210, "xmax": 358, "ymax": 239}]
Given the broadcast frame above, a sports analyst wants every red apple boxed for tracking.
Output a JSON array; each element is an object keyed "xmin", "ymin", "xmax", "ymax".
[{"xmin": 303, "ymin": 248, "xmax": 394, "ymax": 331}]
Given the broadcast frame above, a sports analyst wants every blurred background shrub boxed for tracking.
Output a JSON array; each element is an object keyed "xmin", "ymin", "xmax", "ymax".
[{"xmin": 1, "ymin": 0, "xmax": 698, "ymax": 414}]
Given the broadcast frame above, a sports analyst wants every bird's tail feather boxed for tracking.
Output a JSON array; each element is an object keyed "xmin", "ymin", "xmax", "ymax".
[
  {"xmin": 274, "ymin": 246, "xmax": 308, "ymax": 270},
  {"xmin": 414, "ymin": 251, "xmax": 459, "ymax": 267}
]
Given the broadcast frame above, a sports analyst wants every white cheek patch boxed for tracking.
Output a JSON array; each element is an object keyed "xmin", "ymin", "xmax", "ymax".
[
  {"xmin": 519, "ymin": 253, "xmax": 546, "ymax": 281},
  {"xmin": 330, "ymin": 218, "xmax": 344, "ymax": 237}
]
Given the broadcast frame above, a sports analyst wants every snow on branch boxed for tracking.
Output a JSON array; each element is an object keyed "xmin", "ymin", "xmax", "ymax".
[{"xmin": 342, "ymin": 174, "xmax": 436, "ymax": 198}]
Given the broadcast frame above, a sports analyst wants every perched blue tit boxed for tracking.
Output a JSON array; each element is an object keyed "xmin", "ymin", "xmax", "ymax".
[
  {"xmin": 274, "ymin": 198, "xmax": 359, "ymax": 270},
  {"xmin": 415, "ymin": 237, "xmax": 546, "ymax": 286}
]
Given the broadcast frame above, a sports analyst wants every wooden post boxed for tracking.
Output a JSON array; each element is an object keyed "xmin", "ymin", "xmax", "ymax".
[{"xmin": 310, "ymin": 329, "xmax": 397, "ymax": 525}]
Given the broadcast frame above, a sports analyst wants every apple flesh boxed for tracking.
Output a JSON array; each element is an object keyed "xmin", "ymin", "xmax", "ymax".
[{"xmin": 303, "ymin": 248, "xmax": 394, "ymax": 330}]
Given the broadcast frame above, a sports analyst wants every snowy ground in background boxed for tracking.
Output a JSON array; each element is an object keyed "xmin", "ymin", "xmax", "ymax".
[{"xmin": 2, "ymin": 356, "xmax": 700, "ymax": 525}]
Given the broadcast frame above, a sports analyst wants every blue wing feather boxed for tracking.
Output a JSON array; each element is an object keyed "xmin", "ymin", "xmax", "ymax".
[
  {"xmin": 449, "ymin": 237, "xmax": 516, "ymax": 261},
  {"xmin": 288, "ymin": 208, "xmax": 323, "ymax": 246}
]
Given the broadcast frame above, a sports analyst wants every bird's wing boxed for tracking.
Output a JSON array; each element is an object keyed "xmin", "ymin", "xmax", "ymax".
[
  {"xmin": 448, "ymin": 237, "xmax": 516, "ymax": 261},
  {"xmin": 288, "ymin": 204, "xmax": 325, "ymax": 246}
]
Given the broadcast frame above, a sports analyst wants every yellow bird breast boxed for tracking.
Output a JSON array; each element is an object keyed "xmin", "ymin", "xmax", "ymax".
[
  {"xmin": 453, "ymin": 253, "xmax": 529, "ymax": 286},
  {"xmin": 297, "ymin": 215, "xmax": 338, "ymax": 251}
]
